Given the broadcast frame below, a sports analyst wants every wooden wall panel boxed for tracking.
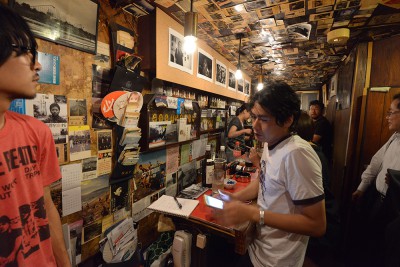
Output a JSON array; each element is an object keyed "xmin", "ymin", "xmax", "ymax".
[
  {"xmin": 360, "ymin": 91, "xmax": 387, "ymax": 166},
  {"xmin": 329, "ymin": 48, "xmax": 356, "ymax": 201},
  {"xmin": 370, "ymin": 35, "xmax": 400, "ymax": 87}
]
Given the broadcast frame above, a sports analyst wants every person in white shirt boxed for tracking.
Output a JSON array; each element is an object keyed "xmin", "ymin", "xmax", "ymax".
[
  {"xmin": 216, "ymin": 81, "xmax": 326, "ymax": 267},
  {"xmin": 352, "ymin": 93, "xmax": 400, "ymax": 266}
]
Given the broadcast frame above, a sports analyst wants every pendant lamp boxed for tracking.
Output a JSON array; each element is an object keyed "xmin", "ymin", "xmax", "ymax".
[
  {"xmin": 183, "ymin": 0, "xmax": 198, "ymax": 54},
  {"xmin": 235, "ymin": 33, "xmax": 244, "ymax": 80}
]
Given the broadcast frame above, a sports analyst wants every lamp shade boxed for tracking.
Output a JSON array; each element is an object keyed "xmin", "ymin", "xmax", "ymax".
[
  {"xmin": 184, "ymin": 12, "xmax": 198, "ymax": 38},
  {"xmin": 327, "ymin": 28, "xmax": 350, "ymax": 45}
]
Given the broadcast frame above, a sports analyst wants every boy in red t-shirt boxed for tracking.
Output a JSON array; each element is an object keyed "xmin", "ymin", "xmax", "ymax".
[{"xmin": 0, "ymin": 4, "xmax": 70, "ymax": 267}]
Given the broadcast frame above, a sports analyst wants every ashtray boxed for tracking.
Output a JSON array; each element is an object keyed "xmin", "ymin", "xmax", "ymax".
[
  {"xmin": 234, "ymin": 172, "xmax": 251, "ymax": 183},
  {"xmin": 224, "ymin": 178, "xmax": 237, "ymax": 190}
]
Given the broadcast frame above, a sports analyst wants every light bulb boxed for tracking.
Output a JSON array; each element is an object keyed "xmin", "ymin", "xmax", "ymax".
[
  {"xmin": 257, "ymin": 82, "xmax": 264, "ymax": 90},
  {"xmin": 235, "ymin": 69, "xmax": 242, "ymax": 80},
  {"xmin": 183, "ymin": 35, "xmax": 197, "ymax": 54},
  {"xmin": 234, "ymin": 4, "xmax": 244, "ymax": 12}
]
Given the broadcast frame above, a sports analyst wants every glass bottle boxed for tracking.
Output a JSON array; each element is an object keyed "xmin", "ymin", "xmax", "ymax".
[{"xmin": 233, "ymin": 141, "xmax": 241, "ymax": 158}]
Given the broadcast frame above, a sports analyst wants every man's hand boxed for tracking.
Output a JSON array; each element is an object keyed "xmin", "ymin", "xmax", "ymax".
[
  {"xmin": 244, "ymin": 128, "xmax": 253, "ymax": 135},
  {"xmin": 352, "ymin": 190, "xmax": 364, "ymax": 204},
  {"xmin": 213, "ymin": 200, "xmax": 257, "ymax": 227},
  {"xmin": 385, "ymin": 172, "xmax": 391, "ymax": 185},
  {"xmin": 248, "ymin": 147, "xmax": 261, "ymax": 169}
]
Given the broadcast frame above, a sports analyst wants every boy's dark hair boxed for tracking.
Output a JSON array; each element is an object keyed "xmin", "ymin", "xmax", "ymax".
[
  {"xmin": 295, "ymin": 111, "xmax": 315, "ymax": 141},
  {"xmin": 249, "ymin": 81, "xmax": 300, "ymax": 132},
  {"xmin": 236, "ymin": 103, "xmax": 249, "ymax": 116},
  {"xmin": 393, "ymin": 93, "xmax": 400, "ymax": 109},
  {"xmin": 309, "ymin": 100, "xmax": 324, "ymax": 111},
  {"xmin": 0, "ymin": 3, "xmax": 37, "ymax": 66}
]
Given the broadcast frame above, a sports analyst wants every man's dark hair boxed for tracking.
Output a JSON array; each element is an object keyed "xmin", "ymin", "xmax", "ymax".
[
  {"xmin": 50, "ymin": 103, "xmax": 60, "ymax": 111},
  {"xmin": 0, "ymin": 4, "xmax": 37, "ymax": 66},
  {"xmin": 236, "ymin": 103, "xmax": 249, "ymax": 116},
  {"xmin": 295, "ymin": 111, "xmax": 315, "ymax": 141},
  {"xmin": 249, "ymin": 81, "xmax": 300, "ymax": 132},
  {"xmin": 309, "ymin": 100, "xmax": 324, "ymax": 111},
  {"xmin": 393, "ymin": 93, "xmax": 400, "ymax": 109}
]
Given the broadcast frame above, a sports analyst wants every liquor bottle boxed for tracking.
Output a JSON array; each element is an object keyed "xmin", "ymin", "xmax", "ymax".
[
  {"xmin": 205, "ymin": 159, "xmax": 214, "ymax": 188},
  {"xmin": 218, "ymin": 145, "xmax": 227, "ymax": 161},
  {"xmin": 202, "ymin": 145, "xmax": 213, "ymax": 187},
  {"xmin": 233, "ymin": 141, "xmax": 242, "ymax": 158},
  {"xmin": 228, "ymin": 161, "xmax": 257, "ymax": 175}
]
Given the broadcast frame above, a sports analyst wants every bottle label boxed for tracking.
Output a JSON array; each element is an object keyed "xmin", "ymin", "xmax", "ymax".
[
  {"xmin": 235, "ymin": 165, "xmax": 244, "ymax": 172},
  {"xmin": 206, "ymin": 165, "xmax": 214, "ymax": 185},
  {"xmin": 233, "ymin": 149, "xmax": 241, "ymax": 158}
]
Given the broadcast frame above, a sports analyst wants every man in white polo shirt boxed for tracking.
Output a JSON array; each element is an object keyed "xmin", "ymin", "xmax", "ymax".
[{"xmin": 216, "ymin": 81, "xmax": 326, "ymax": 267}]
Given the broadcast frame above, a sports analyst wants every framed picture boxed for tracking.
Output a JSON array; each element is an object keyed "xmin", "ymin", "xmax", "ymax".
[
  {"xmin": 168, "ymin": 28, "xmax": 193, "ymax": 74},
  {"xmin": 329, "ymin": 72, "xmax": 337, "ymax": 97},
  {"xmin": 215, "ymin": 60, "xmax": 227, "ymax": 87},
  {"xmin": 228, "ymin": 69, "xmax": 236, "ymax": 91},
  {"xmin": 197, "ymin": 48, "xmax": 213, "ymax": 82},
  {"xmin": 296, "ymin": 90, "xmax": 319, "ymax": 111},
  {"xmin": 10, "ymin": 0, "xmax": 99, "ymax": 54},
  {"xmin": 237, "ymin": 79, "xmax": 244, "ymax": 93},
  {"xmin": 244, "ymin": 80, "xmax": 250, "ymax": 95}
]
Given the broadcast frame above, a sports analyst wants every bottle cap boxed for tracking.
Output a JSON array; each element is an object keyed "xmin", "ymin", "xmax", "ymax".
[
  {"xmin": 220, "ymin": 145, "xmax": 225, "ymax": 151},
  {"xmin": 206, "ymin": 144, "xmax": 211, "ymax": 150},
  {"xmin": 235, "ymin": 141, "xmax": 240, "ymax": 145}
]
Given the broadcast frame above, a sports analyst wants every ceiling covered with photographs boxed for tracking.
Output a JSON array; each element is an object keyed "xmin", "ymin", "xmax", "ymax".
[{"xmin": 116, "ymin": 0, "xmax": 400, "ymax": 91}]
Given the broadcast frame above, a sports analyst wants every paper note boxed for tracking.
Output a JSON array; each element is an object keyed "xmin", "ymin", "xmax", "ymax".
[
  {"xmin": 61, "ymin": 163, "xmax": 82, "ymax": 191},
  {"xmin": 62, "ymin": 187, "xmax": 82, "ymax": 216}
]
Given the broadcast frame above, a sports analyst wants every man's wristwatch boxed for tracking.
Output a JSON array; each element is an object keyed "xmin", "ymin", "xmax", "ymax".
[{"xmin": 259, "ymin": 209, "xmax": 265, "ymax": 226}]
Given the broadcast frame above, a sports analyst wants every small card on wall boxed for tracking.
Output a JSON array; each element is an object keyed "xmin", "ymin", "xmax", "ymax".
[{"xmin": 38, "ymin": 52, "xmax": 60, "ymax": 85}]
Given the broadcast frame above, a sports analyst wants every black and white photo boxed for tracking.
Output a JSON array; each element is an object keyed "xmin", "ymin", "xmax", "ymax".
[
  {"xmin": 197, "ymin": 48, "xmax": 213, "ymax": 82},
  {"xmin": 122, "ymin": 3, "xmax": 149, "ymax": 18},
  {"xmin": 168, "ymin": 28, "xmax": 193, "ymax": 74},
  {"xmin": 237, "ymin": 79, "xmax": 244, "ymax": 93},
  {"xmin": 97, "ymin": 130, "xmax": 112, "ymax": 152},
  {"xmin": 287, "ymin": 23, "xmax": 312, "ymax": 40},
  {"xmin": 215, "ymin": 60, "xmax": 227, "ymax": 87},
  {"xmin": 244, "ymin": 80, "xmax": 250, "ymax": 95},
  {"xmin": 228, "ymin": 69, "xmax": 236, "ymax": 91},
  {"xmin": 11, "ymin": 0, "xmax": 99, "ymax": 54}
]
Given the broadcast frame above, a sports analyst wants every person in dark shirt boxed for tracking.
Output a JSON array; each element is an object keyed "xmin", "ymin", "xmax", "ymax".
[
  {"xmin": 175, "ymin": 41, "xmax": 183, "ymax": 66},
  {"xmin": 309, "ymin": 100, "xmax": 333, "ymax": 160},
  {"xmin": 226, "ymin": 103, "xmax": 252, "ymax": 162},
  {"xmin": 43, "ymin": 103, "xmax": 67, "ymax": 123}
]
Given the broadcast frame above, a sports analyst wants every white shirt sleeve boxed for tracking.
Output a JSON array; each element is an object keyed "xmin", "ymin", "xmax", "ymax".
[{"xmin": 357, "ymin": 134, "xmax": 395, "ymax": 192}]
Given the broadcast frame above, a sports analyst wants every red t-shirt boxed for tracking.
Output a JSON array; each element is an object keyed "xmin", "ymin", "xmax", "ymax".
[{"xmin": 0, "ymin": 111, "xmax": 61, "ymax": 266}]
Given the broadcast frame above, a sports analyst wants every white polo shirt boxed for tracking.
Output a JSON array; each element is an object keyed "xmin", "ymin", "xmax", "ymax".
[{"xmin": 248, "ymin": 135, "xmax": 324, "ymax": 267}]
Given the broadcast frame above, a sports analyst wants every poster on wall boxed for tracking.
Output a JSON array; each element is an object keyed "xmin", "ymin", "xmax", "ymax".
[
  {"xmin": 197, "ymin": 48, "xmax": 213, "ymax": 82},
  {"xmin": 228, "ymin": 69, "xmax": 236, "ymax": 91},
  {"xmin": 329, "ymin": 72, "xmax": 337, "ymax": 97},
  {"xmin": 237, "ymin": 79, "xmax": 244, "ymax": 93},
  {"xmin": 132, "ymin": 150, "xmax": 167, "ymax": 202},
  {"xmin": 11, "ymin": 0, "xmax": 99, "ymax": 54},
  {"xmin": 168, "ymin": 28, "xmax": 193, "ymax": 74},
  {"xmin": 244, "ymin": 80, "xmax": 250, "ymax": 96},
  {"xmin": 215, "ymin": 59, "xmax": 227, "ymax": 87}
]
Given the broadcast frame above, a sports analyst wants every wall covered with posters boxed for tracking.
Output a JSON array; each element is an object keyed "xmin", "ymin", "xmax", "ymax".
[{"xmin": 2, "ymin": 0, "xmax": 234, "ymax": 264}]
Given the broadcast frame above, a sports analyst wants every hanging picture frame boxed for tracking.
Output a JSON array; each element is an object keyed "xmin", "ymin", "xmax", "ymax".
[
  {"xmin": 168, "ymin": 28, "xmax": 193, "ymax": 74},
  {"xmin": 228, "ymin": 69, "xmax": 236, "ymax": 91},
  {"xmin": 10, "ymin": 0, "xmax": 99, "ymax": 54},
  {"xmin": 197, "ymin": 48, "xmax": 213, "ymax": 82},
  {"xmin": 215, "ymin": 59, "xmax": 227, "ymax": 87},
  {"xmin": 244, "ymin": 80, "xmax": 250, "ymax": 96}
]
